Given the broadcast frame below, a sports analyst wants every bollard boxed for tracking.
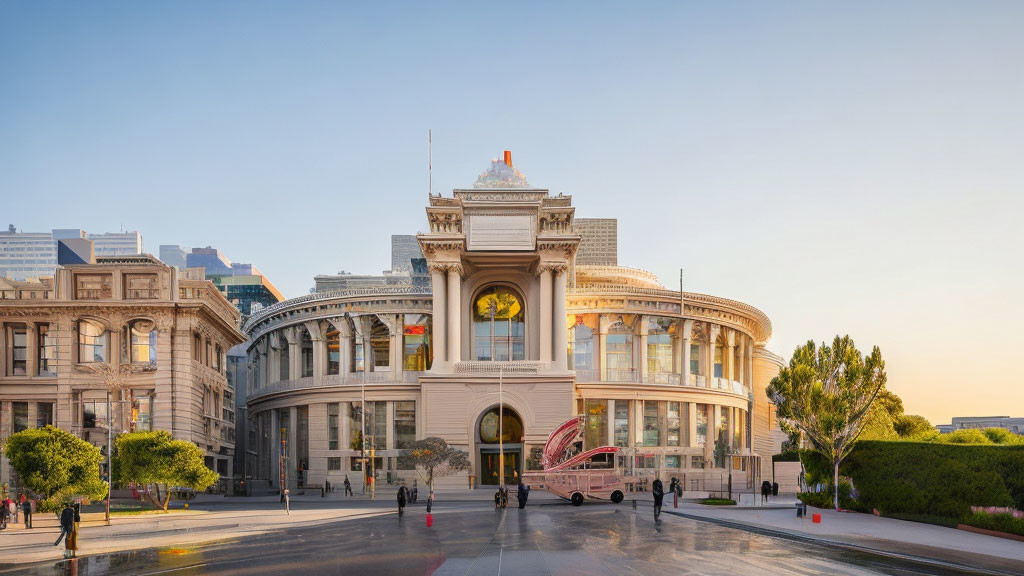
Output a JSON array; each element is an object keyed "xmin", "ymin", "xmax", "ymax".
[
  {"xmin": 812, "ymin": 513, "xmax": 821, "ymax": 524},
  {"xmin": 426, "ymin": 514, "xmax": 433, "ymax": 527},
  {"xmin": 632, "ymin": 499, "xmax": 637, "ymax": 510},
  {"xmin": 673, "ymin": 492, "xmax": 678, "ymax": 508}
]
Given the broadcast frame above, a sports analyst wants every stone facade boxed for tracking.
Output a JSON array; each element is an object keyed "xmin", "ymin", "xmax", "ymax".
[
  {"xmin": 244, "ymin": 155, "xmax": 786, "ymax": 494},
  {"xmin": 0, "ymin": 255, "xmax": 245, "ymax": 491}
]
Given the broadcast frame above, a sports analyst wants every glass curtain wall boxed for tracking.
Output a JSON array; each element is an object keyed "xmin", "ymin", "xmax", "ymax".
[
  {"xmin": 614, "ymin": 401, "xmax": 630, "ymax": 447},
  {"xmin": 605, "ymin": 319, "xmax": 634, "ymax": 380},
  {"xmin": 583, "ymin": 399, "xmax": 608, "ymax": 449},
  {"xmin": 647, "ymin": 317, "xmax": 674, "ymax": 377},
  {"xmin": 472, "ymin": 286, "xmax": 525, "ymax": 361}
]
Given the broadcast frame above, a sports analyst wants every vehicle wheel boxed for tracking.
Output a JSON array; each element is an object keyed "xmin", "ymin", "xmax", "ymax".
[
  {"xmin": 610, "ymin": 490, "xmax": 624, "ymax": 504},
  {"xmin": 570, "ymin": 492, "xmax": 584, "ymax": 506}
]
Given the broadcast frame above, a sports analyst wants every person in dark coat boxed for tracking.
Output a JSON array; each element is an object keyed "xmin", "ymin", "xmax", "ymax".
[
  {"xmin": 21, "ymin": 498, "xmax": 32, "ymax": 529},
  {"xmin": 651, "ymin": 479, "xmax": 665, "ymax": 520},
  {"xmin": 343, "ymin": 475, "xmax": 353, "ymax": 497},
  {"xmin": 761, "ymin": 480, "xmax": 772, "ymax": 503},
  {"xmin": 0, "ymin": 501, "xmax": 8, "ymax": 530},
  {"xmin": 397, "ymin": 486, "xmax": 407, "ymax": 515},
  {"xmin": 54, "ymin": 503, "xmax": 77, "ymax": 546},
  {"xmin": 517, "ymin": 483, "xmax": 530, "ymax": 509}
]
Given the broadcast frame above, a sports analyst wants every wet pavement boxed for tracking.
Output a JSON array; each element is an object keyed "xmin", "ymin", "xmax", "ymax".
[{"xmin": 2, "ymin": 503, "xmax": 1014, "ymax": 576}]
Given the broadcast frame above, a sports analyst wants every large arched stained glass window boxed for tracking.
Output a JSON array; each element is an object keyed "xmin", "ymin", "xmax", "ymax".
[{"xmin": 473, "ymin": 286, "xmax": 525, "ymax": 361}]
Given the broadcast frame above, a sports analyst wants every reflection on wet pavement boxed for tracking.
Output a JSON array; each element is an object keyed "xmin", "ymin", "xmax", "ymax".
[{"xmin": 3, "ymin": 506, "xmax": 1006, "ymax": 576}]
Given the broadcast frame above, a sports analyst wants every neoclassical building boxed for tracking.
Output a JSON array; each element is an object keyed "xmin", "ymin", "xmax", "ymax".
[
  {"xmin": 244, "ymin": 154, "xmax": 785, "ymax": 493},
  {"xmin": 0, "ymin": 256, "xmax": 245, "ymax": 490}
]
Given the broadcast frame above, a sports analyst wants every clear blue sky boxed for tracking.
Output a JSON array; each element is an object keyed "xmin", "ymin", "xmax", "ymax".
[{"xmin": 3, "ymin": 1, "xmax": 1022, "ymax": 425}]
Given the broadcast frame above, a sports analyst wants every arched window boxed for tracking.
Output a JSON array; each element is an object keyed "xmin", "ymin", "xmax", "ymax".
[
  {"xmin": 369, "ymin": 317, "xmax": 390, "ymax": 369},
  {"xmin": 403, "ymin": 314, "xmax": 431, "ymax": 371},
  {"xmin": 605, "ymin": 321, "xmax": 633, "ymax": 379},
  {"xmin": 478, "ymin": 406, "xmax": 524, "ymax": 444},
  {"xmin": 78, "ymin": 319, "xmax": 107, "ymax": 363},
  {"xmin": 647, "ymin": 317, "xmax": 674, "ymax": 376},
  {"xmin": 125, "ymin": 319, "xmax": 156, "ymax": 365},
  {"xmin": 472, "ymin": 286, "xmax": 524, "ymax": 361}
]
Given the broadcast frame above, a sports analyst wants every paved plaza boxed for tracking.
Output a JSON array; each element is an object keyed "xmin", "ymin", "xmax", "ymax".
[{"xmin": 0, "ymin": 496, "xmax": 1020, "ymax": 576}]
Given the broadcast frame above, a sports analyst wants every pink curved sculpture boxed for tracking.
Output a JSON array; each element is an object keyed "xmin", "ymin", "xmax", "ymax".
[{"xmin": 523, "ymin": 416, "xmax": 629, "ymax": 505}]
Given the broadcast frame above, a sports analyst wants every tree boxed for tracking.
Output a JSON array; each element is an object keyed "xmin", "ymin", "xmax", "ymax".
[
  {"xmin": 767, "ymin": 335, "xmax": 886, "ymax": 511},
  {"xmin": 398, "ymin": 437, "xmax": 469, "ymax": 495},
  {"xmin": 859, "ymin": 388, "xmax": 904, "ymax": 440},
  {"xmin": 115, "ymin": 431, "xmax": 219, "ymax": 511},
  {"xmin": 894, "ymin": 414, "xmax": 934, "ymax": 438},
  {"xmin": 4, "ymin": 426, "xmax": 107, "ymax": 511}
]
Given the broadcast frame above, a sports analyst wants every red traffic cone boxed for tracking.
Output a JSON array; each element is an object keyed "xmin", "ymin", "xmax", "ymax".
[
  {"xmin": 426, "ymin": 513, "xmax": 433, "ymax": 527},
  {"xmin": 812, "ymin": 513, "xmax": 821, "ymax": 524}
]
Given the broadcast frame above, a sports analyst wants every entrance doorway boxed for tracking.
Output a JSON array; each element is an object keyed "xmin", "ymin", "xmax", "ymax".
[{"xmin": 477, "ymin": 405, "xmax": 524, "ymax": 485}]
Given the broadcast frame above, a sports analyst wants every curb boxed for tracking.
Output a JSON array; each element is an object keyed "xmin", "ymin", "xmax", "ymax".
[{"xmin": 662, "ymin": 510, "xmax": 1019, "ymax": 576}]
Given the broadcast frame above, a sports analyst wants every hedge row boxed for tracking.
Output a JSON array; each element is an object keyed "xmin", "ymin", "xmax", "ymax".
[{"xmin": 841, "ymin": 441, "xmax": 1024, "ymax": 521}]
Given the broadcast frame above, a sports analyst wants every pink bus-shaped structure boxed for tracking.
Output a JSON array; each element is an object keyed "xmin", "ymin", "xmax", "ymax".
[{"xmin": 522, "ymin": 416, "xmax": 629, "ymax": 506}]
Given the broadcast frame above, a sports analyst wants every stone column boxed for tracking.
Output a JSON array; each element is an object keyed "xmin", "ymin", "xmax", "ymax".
[
  {"xmin": 607, "ymin": 399, "xmax": 616, "ymax": 446},
  {"xmin": 311, "ymin": 335, "xmax": 325, "ymax": 383},
  {"xmin": 390, "ymin": 315, "xmax": 402, "ymax": 381},
  {"xmin": 271, "ymin": 409, "xmax": 281, "ymax": 489},
  {"xmin": 737, "ymin": 335, "xmax": 745, "ymax": 386},
  {"xmin": 638, "ymin": 316, "xmax": 648, "ymax": 383},
  {"xmin": 447, "ymin": 266, "xmax": 462, "ymax": 365},
  {"xmin": 287, "ymin": 329, "xmax": 301, "ymax": 381},
  {"xmin": 726, "ymin": 330, "xmax": 736, "ymax": 383},
  {"xmin": 430, "ymin": 268, "xmax": 447, "ymax": 370},
  {"xmin": 26, "ymin": 322, "xmax": 37, "ymax": 378},
  {"xmin": 598, "ymin": 315, "xmax": 610, "ymax": 382},
  {"xmin": 688, "ymin": 402, "xmax": 698, "ymax": 448},
  {"xmin": 340, "ymin": 401, "xmax": 351, "ymax": 452},
  {"xmin": 553, "ymin": 268, "xmax": 567, "ymax": 371},
  {"xmin": 681, "ymin": 319, "xmax": 693, "ymax": 385},
  {"xmin": 288, "ymin": 406, "xmax": 298, "ymax": 489},
  {"xmin": 539, "ymin": 268, "xmax": 552, "ymax": 364}
]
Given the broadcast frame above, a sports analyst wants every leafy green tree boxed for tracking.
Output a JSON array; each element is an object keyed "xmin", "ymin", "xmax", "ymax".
[
  {"xmin": 768, "ymin": 335, "xmax": 886, "ymax": 511},
  {"xmin": 894, "ymin": 414, "xmax": 934, "ymax": 438},
  {"xmin": 115, "ymin": 431, "xmax": 218, "ymax": 510},
  {"xmin": 980, "ymin": 428, "xmax": 1022, "ymax": 445},
  {"xmin": 398, "ymin": 437, "xmax": 469, "ymax": 494},
  {"xmin": 3, "ymin": 426, "xmax": 107, "ymax": 511},
  {"xmin": 859, "ymin": 388, "xmax": 904, "ymax": 440}
]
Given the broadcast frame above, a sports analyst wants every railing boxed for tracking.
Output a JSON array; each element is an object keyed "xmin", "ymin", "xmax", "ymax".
[
  {"xmin": 571, "ymin": 369, "xmax": 748, "ymax": 397},
  {"xmin": 243, "ymin": 286, "xmax": 432, "ymax": 333},
  {"xmin": 453, "ymin": 361, "xmax": 544, "ymax": 375},
  {"xmin": 249, "ymin": 371, "xmax": 425, "ymax": 400}
]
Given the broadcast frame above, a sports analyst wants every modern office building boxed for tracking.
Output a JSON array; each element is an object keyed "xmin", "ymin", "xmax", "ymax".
[
  {"xmin": 574, "ymin": 218, "xmax": 618, "ymax": 266},
  {"xmin": 937, "ymin": 416, "xmax": 1024, "ymax": 435},
  {"xmin": 391, "ymin": 235, "xmax": 424, "ymax": 272},
  {"xmin": 1, "ymin": 226, "xmax": 142, "ymax": 280},
  {"xmin": 0, "ymin": 255, "xmax": 246, "ymax": 491},
  {"xmin": 159, "ymin": 245, "xmax": 189, "ymax": 269},
  {"xmin": 186, "ymin": 247, "xmax": 233, "ymax": 277},
  {"xmin": 243, "ymin": 152, "xmax": 785, "ymax": 494}
]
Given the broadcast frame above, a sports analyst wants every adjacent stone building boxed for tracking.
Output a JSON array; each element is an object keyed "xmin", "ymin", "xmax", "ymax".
[{"xmin": 0, "ymin": 255, "xmax": 245, "ymax": 491}]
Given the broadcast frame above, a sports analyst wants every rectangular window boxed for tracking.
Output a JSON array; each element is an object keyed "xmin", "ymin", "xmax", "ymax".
[
  {"xmin": 403, "ymin": 315, "xmax": 431, "ymax": 371},
  {"xmin": 13, "ymin": 402, "xmax": 28, "ymax": 433},
  {"xmin": 352, "ymin": 341, "xmax": 364, "ymax": 372},
  {"xmin": 664, "ymin": 455, "xmax": 681, "ymax": 469},
  {"xmin": 279, "ymin": 345, "xmax": 290, "ymax": 381},
  {"xmin": 394, "ymin": 401, "xmax": 416, "ymax": 449},
  {"xmin": 350, "ymin": 456, "xmax": 363, "ymax": 472},
  {"xmin": 691, "ymin": 455, "xmax": 705, "ymax": 469},
  {"xmin": 584, "ymin": 399, "xmax": 608, "ymax": 450},
  {"xmin": 714, "ymin": 346, "xmax": 724, "ymax": 378},
  {"xmin": 214, "ymin": 345, "xmax": 222, "ymax": 372},
  {"xmin": 643, "ymin": 401, "xmax": 661, "ymax": 447},
  {"xmin": 38, "ymin": 324, "xmax": 56, "ymax": 376},
  {"xmin": 667, "ymin": 401, "xmax": 681, "ymax": 447},
  {"xmin": 301, "ymin": 341, "xmax": 313, "ymax": 377},
  {"xmin": 734, "ymin": 408, "xmax": 743, "ymax": 449},
  {"xmin": 328, "ymin": 457, "xmax": 341, "ymax": 471},
  {"xmin": 78, "ymin": 321, "xmax": 107, "ymax": 363},
  {"xmin": 11, "ymin": 325, "xmax": 27, "ymax": 375},
  {"xmin": 369, "ymin": 402, "xmax": 386, "ymax": 450},
  {"xmin": 690, "ymin": 343, "xmax": 700, "ymax": 374},
  {"xmin": 614, "ymin": 401, "xmax": 629, "ymax": 448},
  {"xmin": 327, "ymin": 330, "xmax": 340, "ymax": 375},
  {"xmin": 134, "ymin": 394, "xmax": 153, "ymax": 432},
  {"xmin": 328, "ymin": 404, "xmax": 339, "ymax": 451},
  {"xmin": 349, "ymin": 403, "xmax": 362, "ymax": 451},
  {"xmin": 36, "ymin": 403, "xmax": 53, "ymax": 428},
  {"xmin": 75, "ymin": 274, "xmax": 112, "ymax": 299},
  {"xmin": 123, "ymin": 273, "xmax": 159, "ymax": 299},
  {"xmin": 696, "ymin": 404, "xmax": 708, "ymax": 447}
]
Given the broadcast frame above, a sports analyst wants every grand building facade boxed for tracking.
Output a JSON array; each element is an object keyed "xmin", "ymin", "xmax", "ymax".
[
  {"xmin": 244, "ymin": 155, "xmax": 785, "ymax": 493},
  {"xmin": 0, "ymin": 256, "xmax": 245, "ymax": 491}
]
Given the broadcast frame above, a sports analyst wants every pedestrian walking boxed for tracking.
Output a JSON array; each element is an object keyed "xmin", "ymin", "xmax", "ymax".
[
  {"xmin": 283, "ymin": 489, "xmax": 290, "ymax": 515},
  {"xmin": 10, "ymin": 498, "xmax": 17, "ymax": 524},
  {"xmin": 411, "ymin": 482, "xmax": 418, "ymax": 504},
  {"xmin": 652, "ymin": 478, "xmax": 665, "ymax": 521},
  {"xmin": 53, "ymin": 502, "xmax": 77, "ymax": 548},
  {"xmin": 397, "ymin": 485, "xmax": 407, "ymax": 516},
  {"xmin": 343, "ymin": 475, "xmax": 353, "ymax": 497},
  {"xmin": 21, "ymin": 498, "xmax": 32, "ymax": 529},
  {"xmin": 517, "ymin": 483, "xmax": 530, "ymax": 509},
  {"xmin": 0, "ymin": 500, "xmax": 8, "ymax": 530},
  {"xmin": 325, "ymin": 480, "xmax": 331, "ymax": 494}
]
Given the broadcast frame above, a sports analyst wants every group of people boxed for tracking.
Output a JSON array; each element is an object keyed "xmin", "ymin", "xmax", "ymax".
[
  {"xmin": 493, "ymin": 483, "xmax": 531, "ymax": 510},
  {"xmin": 0, "ymin": 494, "xmax": 34, "ymax": 530}
]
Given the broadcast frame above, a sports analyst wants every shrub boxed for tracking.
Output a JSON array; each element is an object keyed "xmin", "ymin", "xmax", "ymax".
[
  {"xmin": 842, "ymin": 441, "xmax": 1024, "ymax": 522},
  {"xmin": 961, "ymin": 511, "xmax": 1024, "ymax": 537},
  {"xmin": 772, "ymin": 450, "xmax": 800, "ymax": 462},
  {"xmin": 981, "ymin": 428, "xmax": 1021, "ymax": 445},
  {"xmin": 699, "ymin": 498, "xmax": 736, "ymax": 505},
  {"xmin": 798, "ymin": 478, "xmax": 856, "ymax": 510},
  {"xmin": 940, "ymin": 429, "xmax": 991, "ymax": 445}
]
